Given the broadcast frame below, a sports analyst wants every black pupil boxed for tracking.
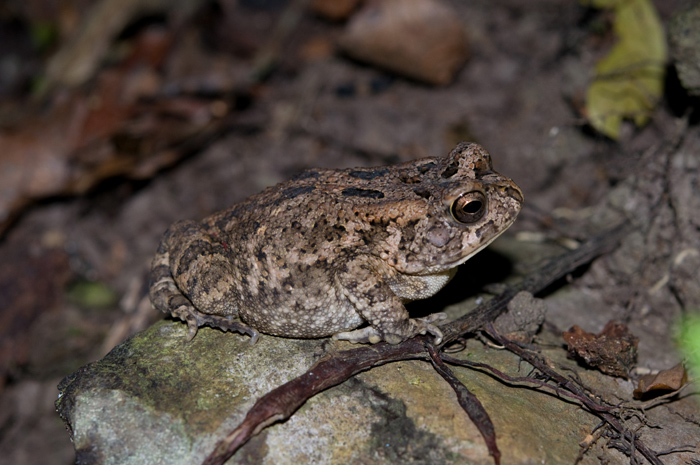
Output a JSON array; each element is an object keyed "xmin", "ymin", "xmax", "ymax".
[{"xmin": 462, "ymin": 200, "xmax": 482, "ymax": 214}]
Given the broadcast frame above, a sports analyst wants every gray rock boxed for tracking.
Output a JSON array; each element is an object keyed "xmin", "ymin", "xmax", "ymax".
[
  {"xmin": 669, "ymin": 4, "xmax": 700, "ymax": 96},
  {"xmin": 494, "ymin": 290, "xmax": 547, "ymax": 340},
  {"xmin": 57, "ymin": 319, "xmax": 606, "ymax": 465}
]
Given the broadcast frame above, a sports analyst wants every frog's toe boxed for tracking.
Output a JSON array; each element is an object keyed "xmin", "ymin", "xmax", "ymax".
[
  {"xmin": 414, "ymin": 313, "xmax": 447, "ymax": 345},
  {"xmin": 196, "ymin": 313, "xmax": 259, "ymax": 342},
  {"xmin": 420, "ymin": 312, "xmax": 447, "ymax": 324},
  {"xmin": 185, "ymin": 314, "xmax": 199, "ymax": 341},
  {"xmin": 426, "ymin": 325, "xmax": 444, "ymax": 345},
  {"xmin": 333, "ymin": 326, "xmax": 383, "ymax": 344}
]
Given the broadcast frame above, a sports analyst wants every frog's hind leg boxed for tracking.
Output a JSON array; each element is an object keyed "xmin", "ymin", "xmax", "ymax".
[
  {"xmin": 150, "ymin": 248, "xmax": 259, "ymax": 342},
  {"xmin": 150, "ymin": 220, "xmax": 260, "ymax": 343},
  {"xmin": 149, "ymin": 245, "xmax": 202, "ymax": 340}
]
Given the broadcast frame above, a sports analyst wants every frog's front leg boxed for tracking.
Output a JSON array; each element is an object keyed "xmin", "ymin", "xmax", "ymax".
[
  {"xmin": 149, "ymin": 220, "xmax": 259, "ymax": 342},
  {"xmin": 333, "ymin": 256, "xmax": 446, "ymax": 345}
]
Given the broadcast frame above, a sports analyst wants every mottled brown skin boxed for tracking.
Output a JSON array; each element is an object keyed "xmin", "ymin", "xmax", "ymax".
[{"xmin": 149, "ymin": 142, "xmax": 523, "ymax": 345}]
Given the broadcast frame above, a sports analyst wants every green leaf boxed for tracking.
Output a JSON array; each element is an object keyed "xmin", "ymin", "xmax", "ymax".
[
  {"xmin": 584, "ymin": 0, "xmax": 667, "ymax": 139},
  {"xmin": 678, "ymin": 313, "xmax": 700, "ymax": 377}
]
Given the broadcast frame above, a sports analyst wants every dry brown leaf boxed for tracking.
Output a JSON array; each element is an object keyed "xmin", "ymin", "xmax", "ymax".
[
  {"xmin": 563, "ymin": 321, "xmax": 638, "ymax": 378},
  {"xmin": 0, "ymin": 28, "xmax": 232, "ymax": 236},
  {"xmin": 633, "ymin": 363, "xmax": 688, "ymax": 399}
]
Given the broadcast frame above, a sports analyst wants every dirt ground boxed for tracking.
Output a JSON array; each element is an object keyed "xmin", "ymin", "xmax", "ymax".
[{"xmin": 0, "ymin": 0, "xmax": 698, "ymax": 464}]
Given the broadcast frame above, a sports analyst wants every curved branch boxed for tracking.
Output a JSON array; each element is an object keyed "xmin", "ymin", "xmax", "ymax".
[{"xmin": 427, "ymin": 344, "xmax": 501, "ymax": 465}]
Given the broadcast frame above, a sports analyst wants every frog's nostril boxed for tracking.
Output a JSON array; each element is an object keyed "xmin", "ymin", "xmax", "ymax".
[{"xmin": 506, "ymin": 186, "xmax": 524, "ymax": 204}]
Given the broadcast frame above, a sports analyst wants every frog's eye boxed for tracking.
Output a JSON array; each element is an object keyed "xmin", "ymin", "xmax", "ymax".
[{"xmin": 451, "ymin": 191, "xmax": 486, "ymax": 224}]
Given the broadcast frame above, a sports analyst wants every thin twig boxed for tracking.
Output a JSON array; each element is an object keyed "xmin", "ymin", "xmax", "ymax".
[
  {"xmin": 427, "ymin": 344, "xmax": 501, "ymax": 465},
  {"xmin": 483, "ymin": 323, "xmax": 664, "ymax": 465},
  {"xmin": 439, "ymin": 354, "xmax": 613, "ymax": 410}
]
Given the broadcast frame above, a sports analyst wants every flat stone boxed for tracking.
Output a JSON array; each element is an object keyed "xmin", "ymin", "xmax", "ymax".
[
  {"xmin": 339, "ymin": 0, "xmax": 469, "ymax": 85},
  {"xmin": 57, "ymin": 318, "xmax": 610, "ymax": 464}
]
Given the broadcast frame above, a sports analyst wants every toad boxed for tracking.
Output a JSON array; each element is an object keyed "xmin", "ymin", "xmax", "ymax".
[{"xmin": 149, "ymin": 142, "xmax": 523, "ymax": 345}]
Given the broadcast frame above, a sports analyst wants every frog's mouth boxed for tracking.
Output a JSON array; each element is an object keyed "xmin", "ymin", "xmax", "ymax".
[{"xmin": 444, "ymin": 225, "xmax": 509, "ymax": 268}]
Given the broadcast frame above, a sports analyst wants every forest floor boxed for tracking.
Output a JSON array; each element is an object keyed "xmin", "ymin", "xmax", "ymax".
[{"xmin": 0, "ymin": 0, "xmax": 698, "ymax": 463}]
